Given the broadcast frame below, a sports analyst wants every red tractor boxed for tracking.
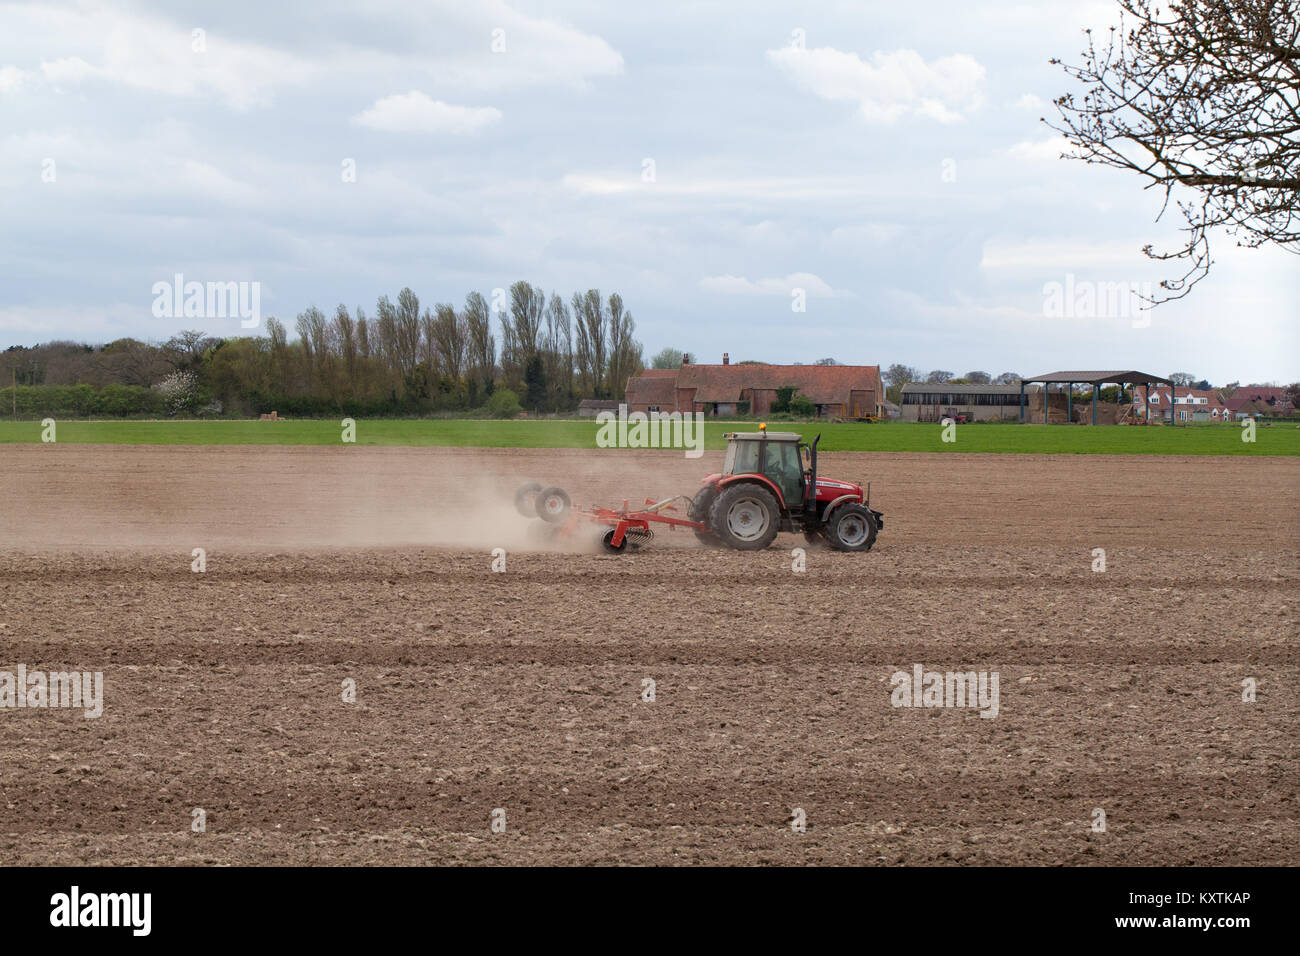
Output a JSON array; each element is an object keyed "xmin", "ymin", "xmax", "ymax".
[
  {"xmin": 688, "ymin": 429, "xmax": 882, "ymax": 551},
  {"xmin": 515, "ymin": 427, "xmax": 883, "ymax": 553}
]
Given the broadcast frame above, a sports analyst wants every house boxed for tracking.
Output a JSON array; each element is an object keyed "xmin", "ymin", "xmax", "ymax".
[
  {"xmin": 620, "ymin": 369, "xmax": 677, "ymax": 413},
  {"xmin": 625, "ymin": 354, "xmax": 883, "ymax": 419},
  {"xmin": 1223, "ymin": 397, "xmax": 1273, "ymax": 421},
  {"xmin": 1131, "ymin": 385, "xmax": 1232, "ymax": 423},
  {"xmin": 1226, "ymin": 386, "xmax": 1293, "ymax": 417}
]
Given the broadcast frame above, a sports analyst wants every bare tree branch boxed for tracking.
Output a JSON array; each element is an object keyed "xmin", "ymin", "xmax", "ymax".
[{"xmin": 1048, "ymin": 0, "xmax": 1299, "ymax": 301}]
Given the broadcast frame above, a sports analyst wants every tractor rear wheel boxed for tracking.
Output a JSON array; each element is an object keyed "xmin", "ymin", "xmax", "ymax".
[
  {"xmin": 689, "ymin": 486, "xmax": 720, "ymax": 546},
  {"xmin": 514, "ymin": 482, "xmax": 542, "ymax": 517},
  {"xmin": 826, "ymin": 503, "xmax": 877, "ymax": 552},
  {"xmin": 535, "ymin": 486, "xmax": 572, "ymax": 524},
  {"xmin": 709, "ymin": 483, "xmax": 780, "ymax": 551}
]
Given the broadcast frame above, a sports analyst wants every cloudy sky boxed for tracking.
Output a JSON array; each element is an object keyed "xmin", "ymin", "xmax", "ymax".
[{"xmin": 1, "ymin": 0, "xmax": 1295, "ymax": 383}]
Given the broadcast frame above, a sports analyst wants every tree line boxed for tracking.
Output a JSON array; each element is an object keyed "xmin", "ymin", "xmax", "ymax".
[
  {"xmin": 4, "ymin": 306, "xmax": 1292, "ymax": 419},
  {"xmin": 0, "ymin": 281, "xmax": 643, "ymax": 418}
]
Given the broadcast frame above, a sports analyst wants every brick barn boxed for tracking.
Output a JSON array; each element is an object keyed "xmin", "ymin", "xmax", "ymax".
[{"xmin": 625, "ymin": 354, "xmax": 883, "ymax": 419}]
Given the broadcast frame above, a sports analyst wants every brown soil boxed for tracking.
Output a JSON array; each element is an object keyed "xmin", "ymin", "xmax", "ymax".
[{"xmin": 0, "ymin": 445, "xmax": 1296, "ymax": 865}]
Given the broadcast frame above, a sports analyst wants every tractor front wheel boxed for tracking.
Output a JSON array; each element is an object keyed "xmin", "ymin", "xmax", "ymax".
[
  {"xmin": 709, "ymin": 483, "xmax": 780, "ymax": 551},
  {"xmin": 826, "ymin": 503, "xmax": 877, "ymax": 552}
]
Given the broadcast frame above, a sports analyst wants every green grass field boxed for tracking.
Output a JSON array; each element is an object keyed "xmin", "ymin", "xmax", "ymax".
[{"xmin": 1, "ymin": 418, "xmax": 1296, "ymax": 455}]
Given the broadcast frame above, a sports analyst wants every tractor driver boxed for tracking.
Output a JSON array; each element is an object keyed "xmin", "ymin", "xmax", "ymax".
[{"xmin": 766, "ymin": 442, "xmax": 804, "ymax": 505}]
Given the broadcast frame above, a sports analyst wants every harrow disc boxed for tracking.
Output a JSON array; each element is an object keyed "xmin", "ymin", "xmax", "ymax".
[
  {"xmin": 600, "ymin": 527, "xmax": 653, "ymax": 554},
  {"xmin": 623, "ymin": 528, "xmax": 654, "ymax": 549}
]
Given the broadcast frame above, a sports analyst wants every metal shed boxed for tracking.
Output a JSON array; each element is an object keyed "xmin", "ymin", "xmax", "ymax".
[{"xmin": 1019, "ymin": 370, "xmax": 1176, "ymax": 425}]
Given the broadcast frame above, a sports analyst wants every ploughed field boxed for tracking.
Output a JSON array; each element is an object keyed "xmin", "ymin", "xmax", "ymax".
[{"xmin": 0, "ymin": 445, "xmax": 1296, "ymax": 865}]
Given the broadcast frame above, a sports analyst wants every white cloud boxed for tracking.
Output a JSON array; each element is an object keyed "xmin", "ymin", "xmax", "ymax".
[
  {"xmin": 458, "ymin": 1, "xmax": 624, "ymax": 89},
  {"xmin": 178, "ymin": 160, "xmax": 261, "ymax": 206},
  {"xmin": 1008, "ymin": 136, "xmax": 1072, "ymax": 163},
  {"xmin": 1, "ymin": 1, "xmax": 621, "ymax": 105},
  {"xmin": 40, "ymin": 57, "xmax": 100, "ymax": 85},
  {"xmin": 699, "ymin": 273, "xmax": 840, "ymax": 297},
  {"xmin": 979, "ymin": 238, "xmax": 1155, "ymax": 272},
  {"xmin": 766, "ymin": 45, "xmax": 985, "ymax": 123},
  {"xmin": 829, "ymin": 223, "xmax": 905, "ymax": 247},
  {"xmin": 0, "ymin": 64, "xmax": 30, "ymax": 93},
  {"xmin": 1013, "ymin": 93, "xmax": 1046, "ymax": 111},
  {"xmin": 561, "ymin": 172, "xmax": 896, "ymax": 202},
  {"xmin": 1, "ymin": 4, "xmax": 317, "ymax": 108},
  {"xmin": 352, "ymin": 91, "xmax": 502, "ymax": 133}
]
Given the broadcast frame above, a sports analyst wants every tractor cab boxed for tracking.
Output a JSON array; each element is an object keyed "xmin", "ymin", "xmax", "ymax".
[{"xmin": 721, "ymin": 429, "xmax": 807, "ymax": 507}]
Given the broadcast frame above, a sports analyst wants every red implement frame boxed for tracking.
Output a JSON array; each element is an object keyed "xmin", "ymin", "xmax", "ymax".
[{"xmin": 576, "ymin": 496, "xmax": 704, "ymax": 548}]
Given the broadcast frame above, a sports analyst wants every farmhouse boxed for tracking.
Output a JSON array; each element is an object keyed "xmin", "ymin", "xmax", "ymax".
[
  {"xmin": 1223, "ymin": 396, "xmax": 1274, "ymax": 421},
  {"xmin": 1132, "ymin": 385, "xmax": 1232, "ymax": 423},
  {"xmin": 1227, "ymin": 386, "xmax": 1294, "ymax": 417},
  {"xmin": 625, "ymin": 354, "xmax": 883, "ymax": 419}
]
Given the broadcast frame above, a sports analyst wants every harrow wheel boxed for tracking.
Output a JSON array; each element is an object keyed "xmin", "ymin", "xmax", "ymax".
[
  {"xmin": 535, "ymin": 486, "xmax": 572, "ymax": 524},
  {"xmin": 514, "ymin": 482, "xmax": 543, "ymax": 518},
  {"xmin": 600, "ymin": 529, "xmax": 628, "ymax": 553}
]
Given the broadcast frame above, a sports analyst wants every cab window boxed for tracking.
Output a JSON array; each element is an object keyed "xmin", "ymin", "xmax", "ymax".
[
  {"xmin": 724, "ymin": 440, "xmax": 760, "ymax": 475},
  {"xmin": 764, "ymin": 442, "xmax": 803, "ymax": 504}
]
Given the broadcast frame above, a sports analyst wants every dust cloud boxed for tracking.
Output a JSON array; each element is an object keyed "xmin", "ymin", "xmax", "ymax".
[{"xmin": 0, "ymin": 444, "xmax": 720, "ymax": 553}]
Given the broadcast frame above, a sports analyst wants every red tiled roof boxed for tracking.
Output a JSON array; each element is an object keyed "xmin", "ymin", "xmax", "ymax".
[
  {"xmin": 625, "ymin": 370, "xmax": 678, "ymax": 406},
  {"xmin": 671, "ymin": 363, "xmax": 882, "ymax": 405},
  {"xmin": 1230, "ymin": 386, "xmax": 1293, "ymax": 411},
  {"xmin": 1235, "ymin": 386, "xmax": 1287, "ymax": 402},
  {"xmin": 1230, "ymin": 399, "xmax": 1274, "ymax": 416}
]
